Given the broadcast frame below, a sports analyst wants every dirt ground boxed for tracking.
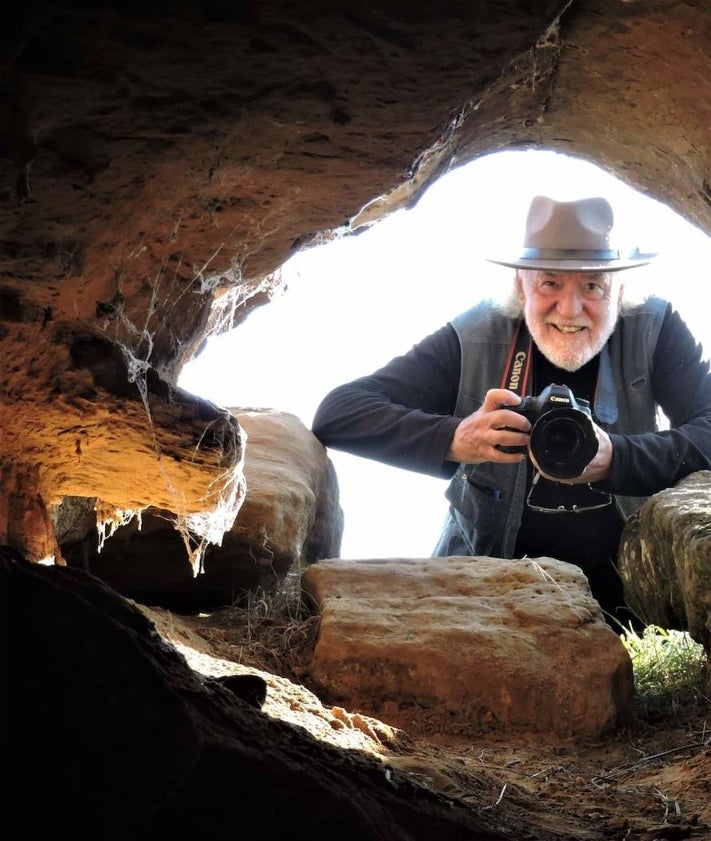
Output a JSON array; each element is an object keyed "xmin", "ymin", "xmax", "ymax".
[{"xmin": 143, "ymin": 602, "xmax": 711, "ymax": 841}]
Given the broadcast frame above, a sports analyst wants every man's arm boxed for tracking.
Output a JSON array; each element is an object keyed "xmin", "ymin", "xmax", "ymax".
[
  {"xmin": 311, "ymin": 325, "xmax": 462, "ymax": 479},
  {"xmin": 607, "ymin": 304, "xmax": 711, "ymax": 495}
]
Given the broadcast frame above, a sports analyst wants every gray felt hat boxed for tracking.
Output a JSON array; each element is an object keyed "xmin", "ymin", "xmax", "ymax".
[{"xmin": 486, "ymin": 195, "xmax": 656, "ymax": 272}]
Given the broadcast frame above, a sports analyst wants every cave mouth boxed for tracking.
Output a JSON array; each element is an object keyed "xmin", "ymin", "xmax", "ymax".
[{"xmin": 179, "ymin": 149, "xmax": 711, "ymax": 559}]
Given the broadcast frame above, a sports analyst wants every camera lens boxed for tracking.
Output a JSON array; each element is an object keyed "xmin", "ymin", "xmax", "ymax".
[{"xmin": 529, "ymin": 409, "xmax": 598, "ymax": 479}]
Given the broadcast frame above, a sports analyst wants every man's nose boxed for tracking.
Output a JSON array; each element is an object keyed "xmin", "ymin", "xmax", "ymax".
[{"xmin": 555, "ymin": 284, "xmax": 585, "ymax": 317}]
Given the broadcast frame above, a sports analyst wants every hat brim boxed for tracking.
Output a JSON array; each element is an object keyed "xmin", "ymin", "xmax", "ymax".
[{"xmin": 485, "ymin": 256, "xmax": 655, "ymax": 273}]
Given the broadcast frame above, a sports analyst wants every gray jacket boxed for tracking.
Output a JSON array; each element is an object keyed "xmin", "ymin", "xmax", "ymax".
[{"xmin": 433, "ymin": 296, "xmax": 668, "ymax": 558}]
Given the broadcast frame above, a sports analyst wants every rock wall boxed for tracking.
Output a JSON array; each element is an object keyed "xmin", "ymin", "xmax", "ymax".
[
  {"xmin": 4, "ymin": 5, "xmax": 711, "ymax": 837},
  {"xmin": 3, "ymin": 1, "xmax": 711, "ymax": 562}
]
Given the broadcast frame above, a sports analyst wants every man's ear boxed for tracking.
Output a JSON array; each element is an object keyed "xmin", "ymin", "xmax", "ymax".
[{"xmin": 515, "ymin": 271, "xmax": 526, "ymax": 305}]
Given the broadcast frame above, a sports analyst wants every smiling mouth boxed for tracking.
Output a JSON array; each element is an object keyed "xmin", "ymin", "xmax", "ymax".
[{"xmin": 552, "ymin": 324, "xmax": 585, "ymax": 334}]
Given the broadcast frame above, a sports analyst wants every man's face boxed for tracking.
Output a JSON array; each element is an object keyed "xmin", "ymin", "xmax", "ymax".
[{"xmin": 516, "ymin": 269, "xmax": 622, "ymax": 372}]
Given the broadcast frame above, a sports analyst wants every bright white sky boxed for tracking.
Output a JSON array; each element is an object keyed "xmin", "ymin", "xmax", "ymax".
[{"xmin": 179, "ymin": 150, "xmax": 711, "ymax": 559}]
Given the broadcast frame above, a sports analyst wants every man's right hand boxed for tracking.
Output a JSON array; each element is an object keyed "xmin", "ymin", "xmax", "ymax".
[{"xmin": 445, "ymin": 388, "xmax": 532, "ymax": 465}]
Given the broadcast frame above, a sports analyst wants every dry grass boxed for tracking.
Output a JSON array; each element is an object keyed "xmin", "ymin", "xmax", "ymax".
[
  {"xmin": 164, "ymin": 574, "xmax": 711, "ymax": 838},
  {"xmin": 190, "ymin": 569, "xmax": 319, "ymax": 680},
  {"xmin": 196, "ymin": 572, "xmax": 711, "ymax": 729}
]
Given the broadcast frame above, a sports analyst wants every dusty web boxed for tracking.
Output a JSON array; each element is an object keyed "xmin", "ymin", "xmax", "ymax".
[
  {"xmin": 87, "ymin": 242, "xmax": 272, "ymax": 575},
  {"xmin": 95, "ymin": 502, "xmax": 139, "ymax": 553}
]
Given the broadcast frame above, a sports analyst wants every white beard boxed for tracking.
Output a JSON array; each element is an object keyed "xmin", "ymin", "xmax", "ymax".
[{"xmin": 528, "ymin": 308, "xmax": 619, "ymax": 372}]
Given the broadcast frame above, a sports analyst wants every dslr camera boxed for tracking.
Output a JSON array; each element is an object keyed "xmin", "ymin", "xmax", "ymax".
[{"xmin": 498, "ymin": 383, "xmax": 598, "ymax": 480}]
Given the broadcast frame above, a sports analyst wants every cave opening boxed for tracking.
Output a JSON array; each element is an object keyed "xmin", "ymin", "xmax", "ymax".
[{"xmin": 179, "ymin": 148, "xmax": 711, "ymax": 559}]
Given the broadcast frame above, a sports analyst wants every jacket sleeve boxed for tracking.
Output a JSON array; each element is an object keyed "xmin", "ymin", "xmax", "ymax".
[
  {"xmin": 311, "ymin": 324, "xmax": 462, "ymax": 479},
  {"xmin": 608, "ymin": 304, "xmax": 711, "ymax": 495}
]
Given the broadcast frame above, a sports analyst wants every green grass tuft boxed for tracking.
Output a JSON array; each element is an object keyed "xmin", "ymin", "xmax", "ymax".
[{"xmin": 620, "ymin": 624, "xmax": 709, "ymax": 719}]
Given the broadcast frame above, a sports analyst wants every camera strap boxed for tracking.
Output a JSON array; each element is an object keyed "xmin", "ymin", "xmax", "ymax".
[
  {"xmin": 501, "ymin": 322, "xmax": 613, "ymax": 513},
  {"xmin": 500, "ymin": 319, "xmax": 532, "ymax": 397}
]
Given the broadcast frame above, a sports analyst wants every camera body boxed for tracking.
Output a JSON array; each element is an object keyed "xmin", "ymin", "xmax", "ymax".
[{"xmin": 499, "ymin": 383, "xmax": 599, "ymax": 480}]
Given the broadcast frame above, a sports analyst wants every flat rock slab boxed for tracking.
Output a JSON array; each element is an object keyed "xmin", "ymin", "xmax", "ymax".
[{"xmin": 301, "ymin": 556, "xmax": 634, "ymax": 741}]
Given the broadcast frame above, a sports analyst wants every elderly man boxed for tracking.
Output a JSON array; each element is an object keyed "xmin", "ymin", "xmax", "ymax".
[{"xmin": 311, "ymin": 195, "xmax": 711, "ymax": 626}]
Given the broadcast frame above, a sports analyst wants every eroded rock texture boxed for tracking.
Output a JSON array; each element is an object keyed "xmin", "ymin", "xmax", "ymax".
[
  {"xmin": 58, "ymin": 408, "xmax": 343, "ymax": 611},
  {"xmin": 619, "ymin": 470, "xmax": 711, "ymax": 657},
  {"xmin": 3, "ymin": 1, "xmax": 711, "ymax": 562},
  {"xmin": 4, "ymin": 2, "xmax": 711, "ymax": 838},
  {"xmin": 302, "ymin": 556, "xmax": 635, "ymax": 740}
]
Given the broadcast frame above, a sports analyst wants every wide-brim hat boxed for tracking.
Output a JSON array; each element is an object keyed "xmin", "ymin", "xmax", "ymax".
[{"xmin": 486, "ymin": 195, "xmax": 656, "ymax": 272}]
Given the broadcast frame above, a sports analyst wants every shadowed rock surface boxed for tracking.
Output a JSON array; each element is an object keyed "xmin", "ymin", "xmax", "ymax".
[
  {"xmin": 6, "ymin": 553, "xmax": 515, "ymax": 840},
  {"xmin": 4, "ymin": 3, "xmax": 711, "ymax": 838}
]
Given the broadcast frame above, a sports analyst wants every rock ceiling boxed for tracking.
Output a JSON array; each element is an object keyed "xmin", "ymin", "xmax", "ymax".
[
  {"xmin": 5, "ymin": 3, "xmax": 711, "ymax": 838},
  {"xmin": 2, "ymin": 1, "xmax": 710, "ymax": 555}
]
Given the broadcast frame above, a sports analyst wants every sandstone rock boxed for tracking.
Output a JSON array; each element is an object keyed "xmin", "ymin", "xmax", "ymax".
[
  {"xmin": 619, "ymin": 470, "xmax": 711, "ymax": 654},
  {"xmin": 302, "ymin": 555, "xmax": 634, "ymax": 740},
  {"xmin": 4, "ymin": 3, "xmax": 711, "ymax": 836},
  {"xmin": 231, "ymin": 408, "xmax": 343, "ymax": 570},
  {"xmin": 4, "ymin": 2, "xmax": 711, "ymax": 561},
  {"xmin": 59, "ymin": 409, "xmax": 342, "ymax": 611},
  {"xmin": 4, "ymin": 552, "xmax": 513, "ymax": 840}
]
